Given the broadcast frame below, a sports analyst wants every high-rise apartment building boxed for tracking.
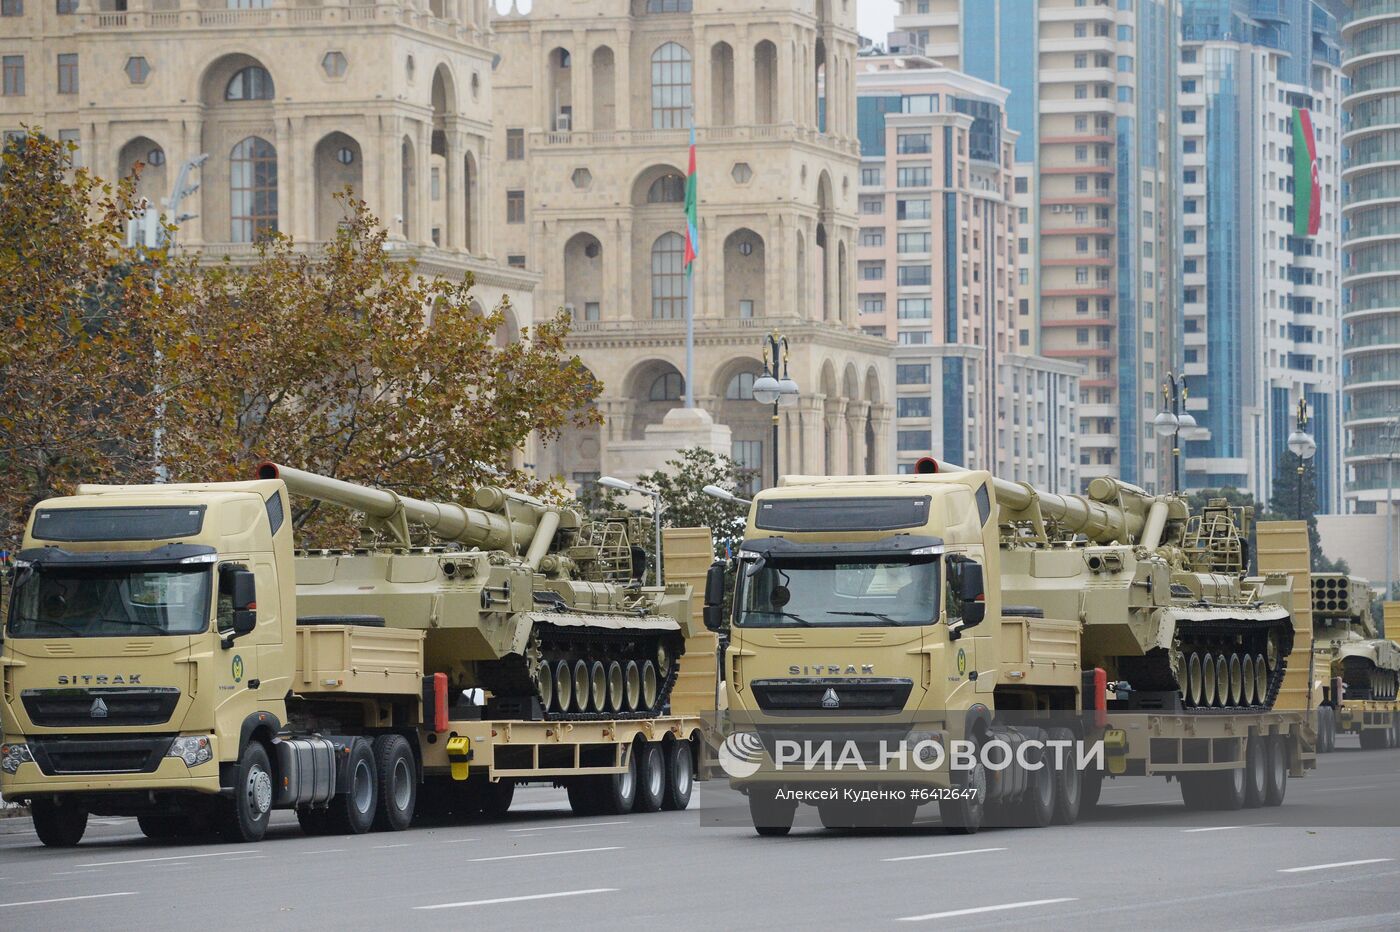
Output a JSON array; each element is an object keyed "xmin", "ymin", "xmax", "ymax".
[
  {"xmin": 855, "ymin": 46, "xmax": 1080, "ymax": 489},
  {"xmin": 894, "ymin": 0, "xmax": 1180, "ymax": 490},
  {"xmin": 1342, "ymin": 1, "xmax": 1400, "ymax": 516},
  {"xmin": 1179, "ymin": 1, "xmax": 1344, "ymax": 509},
  {"xmin": 492, "ymin": 0, "xmax": 894, "ymax": 488}
]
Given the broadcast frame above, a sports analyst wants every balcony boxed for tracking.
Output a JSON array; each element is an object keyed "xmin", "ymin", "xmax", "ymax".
[
  {"xmin": 77, "ymin": 0, "xmax": 481, "ymax": 39},
  {"xmin": 528, "ymin": 123, "xmax": 858, "ymax": 156}
]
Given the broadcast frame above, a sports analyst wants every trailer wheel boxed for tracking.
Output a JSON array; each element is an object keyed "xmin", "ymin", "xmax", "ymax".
[
  {"xmin": 661, "ymin": 740, "xmax": 694, "ymax": 811},
  {"xmin": 567, "ymin": 777, "xmax": 603, "ymax": 816},
  {"xmin": 325, "ymin": 738, "xmax": 378, "ymax": 835},
  {"xmin": 597, "ymin": 749, "xmax": 639, "ymax": 815},
  {"xmin": 1016, "ymin": 746, "xmax": 1056, "ymax": 828},
  {"xmin": 1048, "ymin": 728, "xmax": 1080, "ymax": 825},
  {"xmin": 748, "ymin": 786, "xmax": 796, "ymax": 837},
  {"xmin": 478, "ymin": 779, "xmax": 515, "ymax": 818},
  {"xmin": 1242, "ymin": 734, "xmax": 1268, "ymax": 809},
  {"xmin": 1360, "ymin": 726, "xmax": 1386, "ymax": 750},
  {"xmin": 31, "ymin": 798, "xmax": 88, "ymax": 848},
  {"xmin": 633, "ymin": 743, "xmax": 665, "ymax": 813},
  {"xmin": 1180, "ymin": 767, "xmax": 1245, "ymax": 811},
  {"xmin": 1263, "ymin": 734, "xmax": 1288, "ymax": 807},
  {"xmin": 372, "ymin": 735, "xmax": 417, "ymax": 832},
  {"xmin": 217, "ymin": 741, "xmax": 273, "ymax": 843}
]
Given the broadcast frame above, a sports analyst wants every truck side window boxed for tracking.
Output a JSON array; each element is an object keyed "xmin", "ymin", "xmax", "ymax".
[{"xmin": 216, "ymin": 565, "xmax": 240, "ymax": 630}]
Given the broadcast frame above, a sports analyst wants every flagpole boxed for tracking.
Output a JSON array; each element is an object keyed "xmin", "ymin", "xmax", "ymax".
[
  {"xmin": 685, "ymin": 264, "xmax": 695, "ymax": 409},
  {"xmin": 683, "ymin": 118, "xmax": 699, "ymax": 409}
]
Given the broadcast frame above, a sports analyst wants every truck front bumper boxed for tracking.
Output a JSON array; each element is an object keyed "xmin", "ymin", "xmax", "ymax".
[{"xmin": 0, "ymin": 733, "xmax": 222, "ymax": 800}]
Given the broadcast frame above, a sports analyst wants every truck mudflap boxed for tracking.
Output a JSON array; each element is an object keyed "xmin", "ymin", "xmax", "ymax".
[{"xmin": 272, "ymin": 736, "xmax": 337, "ymax": 807}]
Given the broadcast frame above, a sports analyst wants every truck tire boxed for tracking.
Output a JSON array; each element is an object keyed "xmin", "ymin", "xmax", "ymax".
[
  {"xmin": 478, "ymin": 779, "xmax": 515, "ymax": 818},
  {"xmin": 567, "ymin": 777, "xmax": 603, "ymax": 816},
  {"xmin": 1242, "ymin": 734, "xmax": 1268, "ymax": 809},
  {"xmin": 1263, "ymin": 734, "xmax": 1288, "ymax": 807},
  {"xmin": 1016, "ymin": 748, "xmax": 1055, "ymax": 828},
  {"xmin": 1079, "ymin": 766, "xmax": 1103, "ymax": 815},
  {"xmin": 748, "ymin": 786, "xmax": 796, "ymax": 837},
  {"xmin": 138, "ymin": 815, "xmax": 188, "ymax": 841},
  {"xmin": 217, "ymin": 741, "xmax": 274, "ymax": 843},
  {"xmin": 1180, "ymin": 767, "xmax": 1245, "ymax": 811},
  {"xmin": 372, "ymin": 735, "xmax": 417, "ymax": 832},
  {"xmin": 660, "ymin": 740, "xmax": 694, "ymax": 811},
  {"xmin": 598, "ymin": 751, "xmax": 639, "ymax": 815},
  {"xmin": 1320, "ymin": 706, "xmax": 1336, "ymax": 753},
  {"xmin": 939, "ymin": 737, "xmax": 987, "ymax": 834},
  {"xmin": 1048, "ymin": 727, "xmax": 1080, "ymax": 825},
  {"xmin": 325, "ymin": 738, "xmax": 378, "ymax": 835},
  {"xmin": 296, "ymin": 806, "xmax": 331, "ymax": 836},
  {"xmin": 633, "ymin": 743, "xmax": 665, "ymax": 813},
  {"xmin": 1359, "ymin": 726, "xmax": 1386, "ymax": 750},
  {"xmin": 31, "ymin": 798, "xmax": 88, "ymax": 848}
]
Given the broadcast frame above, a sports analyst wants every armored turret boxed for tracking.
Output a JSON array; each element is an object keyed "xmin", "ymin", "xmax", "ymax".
[
  {"xmin": 257, "ymin": 463, "xmax": 693, "ymax": 721},
  {"xmin": 1312, "ymin": 573, "xmax": 1399, "ymax": 706}
]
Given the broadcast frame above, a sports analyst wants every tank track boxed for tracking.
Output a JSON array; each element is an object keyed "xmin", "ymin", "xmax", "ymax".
[
  {"xmin": 1341, "ymin": 657, "xmax": 1399, "ymax": 701},
  {"xmin": 472, "ymin": 623, "xmax": 685, "ymax": 722},
  {"xmin": 1119, "ymin": 616, "xmax": 1294, "ymax": 713}
]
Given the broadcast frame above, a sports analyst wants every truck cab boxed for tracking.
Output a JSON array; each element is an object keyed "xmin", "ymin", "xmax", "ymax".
[{"xmin": 1, "ymin": 480, "xmax": 295, "ymax": 837}]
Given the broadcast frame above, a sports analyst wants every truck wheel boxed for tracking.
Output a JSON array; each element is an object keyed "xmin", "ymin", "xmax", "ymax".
[
  {"xmin": 31, "ymin": 798, "xmax": 88, "ymax": 848},
  {"xmin": 748, "ymin": 786, "xmax": 796, "ymax": 837},
  {"xmin": 598, "ymin": 750, "xmax": 639, "ymax": 815},
  {"xmin": 1180, "ymin": 768, "xmax": 1245, "ymax": 811},
  {"xmin": 1242, "ymin": 734, "xmax": 1268, "ymax": 808},
  {"xmin": 939, "ymin": 742, "xmax": 987, "ymax": 835},
  {"xmin": 567, "ymin": 777, "xmax": 603, "ymax": 816},
  {"xmin": 137, "ymin": 815, "xmax": 187, "ymax": 841},
  {"xmin": 325, "ymin": 739, "xmax": 378, "ymax": 835},
  {"xmin": 217, "ymin": 741, "xmax": 273, "ymax": 843},
  {"xmin": 1263, "ymin": 734, "xmax": 1288, "ymax": 807},
  {"xmin": 478, "ymin": 779, "xmax": 515, "ymax": 818},
  {"xmin": 1322, "ymin": 706, "xmax": 1336, "ymax": 753},
  {"xmin": 1079, "ymin": 767, "xmax": 1103, "ymax": 815},
  {"xmin": 633, "ymin": 743, "xmax": 665, "ymax": 813},
  {"xmin": 372, "ymin": 735, "xmax": 417, "ymax": 832},
  {"xmin": 1017, "ymin": 750, "xmax": 1056, "ymax": 828},
  {"xmin": 1360, "ymin": 726, "xmax": 1386, "ymax": 750},
  {"xmin": 661, "ymin": 740, "xmax": 694, "ymax": 811},
  {"xmin": 296, "ymin": 806, "xmax": 331, "ymax": 836},
  {"xmin": 1048, "ymin": 728, "xmax": 1080, "ymax": 825}
]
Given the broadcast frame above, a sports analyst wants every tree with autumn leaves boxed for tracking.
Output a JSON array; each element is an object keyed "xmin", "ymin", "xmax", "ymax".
[{"xmin": 0, "ymin": 132, "xmax": 601, "ymax": 549}]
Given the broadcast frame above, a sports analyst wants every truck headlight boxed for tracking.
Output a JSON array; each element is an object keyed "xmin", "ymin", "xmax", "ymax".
[
  {"xmin": 1, "ymin": 743, "xmax": 33, "ymax": 774},
  {"xmin": 167, "ymin": 736, "xmax": 213, "ymax": 768}
]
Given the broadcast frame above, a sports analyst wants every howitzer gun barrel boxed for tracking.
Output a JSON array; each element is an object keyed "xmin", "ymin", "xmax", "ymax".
[{"xmin": 257, "ymin": 462, "xmax": 538, "ymax": 552}]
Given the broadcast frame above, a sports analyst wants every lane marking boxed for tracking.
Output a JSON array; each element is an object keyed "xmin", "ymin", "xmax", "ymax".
[
  {"xmin": 883, "ymin": 847, "xmax": 1007, "ymax": 863},
  {"xmin": 438, "ymin": 838, "xmax": 481, "ymax": 845},
  {"xmin": 1180, "ymin": 824, "xmax": 1278, "ymax": 833},
  {"xmin": 507, "ymin": 820, "xmax": 629, "ymax": 833},
  {"xmin": 303, "ymin": 849, "xmax": 346, "ymax": 855},
  {"xmin": 1322, "ymin": 785, "xmax": 1383, "ymax": 792},
  {"xmin": 1279, "ymin": 858, "xmax": 1394, "ymax": 874},
  {"xmin": 77, "ymin": 850, "xmax": 263, "ymax": 868},
  {"xmin": 374, "ymin": 844, "xmax": 410, "ymax": 849},
  {"xmin": 468, "ymin": 846, "xmax": 622, "ymax": 863},
  {"xmin": 0, "ymin": 892, "xmax": 139, "ymax": 909},
  {"xmin": 898, "ymin": 898, "xmax": 1078, "ymax": 922},
  {"xmin": 416, "ymin": 888, "xmax": 618, "ymax": 911}
]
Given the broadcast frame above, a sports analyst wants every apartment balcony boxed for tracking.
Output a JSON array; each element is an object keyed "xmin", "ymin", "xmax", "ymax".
[
  {"xmin": 1043, "ymin": 344, "xmax": 1114, "ymax": 359},
  {"xmin": 1343, "ymin": 2, "xmax": 1400, "ymax": 40},
  {"xmin": 1040, "ymin": 3, "xmax": 1116, "ymax": 24},
  {"xmin": 564, "ymin": 313, "xmax": 888, "ymax": 353},
  {"xmin": 1041, "ymin": 314, "xmax": 1113, "ymax": 327},
  {"xmin": 1042, "ymin": 162, "xmax": 1114, "ymax": 175},
  {"xmin": 1042, "ymin": 286, "xmax": 1114, "ymax": 298},
  {"xmin": 1039, "ymin": 134, "xmax": 1114, "ymax": 146},
  {"xmin": 1041, "ymin": 225, "xmax": 1115, "ymax": 237}
]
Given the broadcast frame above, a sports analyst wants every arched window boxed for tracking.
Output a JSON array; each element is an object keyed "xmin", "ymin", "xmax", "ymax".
[
  {"xmin": 651, "ymin": 43, "xmax": 692, "ymax": 129},
  {"xmin": 647, "ymin": 172, "xmax": 685, "ymax": 203},
  {"xmin": 230, "ymin": 136, "xmax": 277, "ymax": 243},
  {"xmin": 649, "ymin": 372, "xmax": 684, "ymax": 401},
  {"xmin": 226, "ymin": 65, "xmax": 274, "ymax": 101},
  {"xmin": 651, "ymin": 232, "xmax": 686, "ymax": 319},
  {"xmin": 646, "ymin": 0, "xmax": 692, "ymax": 11},
  {"xmin": 726, "ymin": 372, "xmax": 758, "ymax": 400}
]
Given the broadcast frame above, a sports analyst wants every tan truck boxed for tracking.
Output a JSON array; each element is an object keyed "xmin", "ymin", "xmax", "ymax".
[
  {"xmin": 1, "ymin": 469, "xmax": 711, "ymax": 846},
  {"xmin": 1312, "ymin": 575, "xmax": 1400, "ymax": 751},
  {"xmin": 703, "ymin": 460, "xmax": 1315, "ymax": 835}
]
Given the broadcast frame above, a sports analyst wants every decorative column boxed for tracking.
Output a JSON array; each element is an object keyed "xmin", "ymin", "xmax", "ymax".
[
  {"xmin": 444, "ymin": 121, "xmax": 466, "ymax": 250},
  {"xmin": 798, "ymin": 395, "xmax": 825, "ymax": 476},
  {"xmin": 869, "ymin": 402, "xmax": 894, "ymax": 475},
  {"xmin": 825, "ymin": 398, "xmax": 849, "ymax": 475},
  {"xmin": 846, "ymin": 399, "xmax": 870, "ymax": 476}
]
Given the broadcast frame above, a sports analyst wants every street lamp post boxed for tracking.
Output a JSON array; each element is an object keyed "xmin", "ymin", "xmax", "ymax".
[
  {"xmin": 597, "ymin": 476, "xmax": 665, "ymax": 587},
  {"xmin": 750, "ymin": 331, "xmax": 800, "ymax": 488},
  {"xmin": 1383, "ymin": 417, "xmax": 1400, "ymax": 606},
  {"xmin": 1287, "ymin": 397, "xmax": 1317, "ymax": 522},
  {"xmin": 1153, "ymin": 372, "xmax": 1197, "ymax": 494}
]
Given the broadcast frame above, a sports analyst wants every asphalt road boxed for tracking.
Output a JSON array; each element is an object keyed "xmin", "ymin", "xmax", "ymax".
[{"xmin": 2, "ymin": 737, "xmax": 1398, "ymax": 930}]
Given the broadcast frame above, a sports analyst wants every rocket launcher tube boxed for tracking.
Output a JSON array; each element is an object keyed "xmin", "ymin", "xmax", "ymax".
[{"xmin": 257, "ymin": 462, "xmax": 535, "ymax": 552}]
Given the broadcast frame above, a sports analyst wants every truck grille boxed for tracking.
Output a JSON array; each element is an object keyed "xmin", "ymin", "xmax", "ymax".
[
  {"xmin": 750, "ymin": 678, "xmax": 914, "ymax": 713},
  {"xmin": 28, "ymin": 735, "xmax": 175, "ymax": 775},
  {"xmin": 21, "ymin": 688, "xmax": 181, "ymax": 727}
]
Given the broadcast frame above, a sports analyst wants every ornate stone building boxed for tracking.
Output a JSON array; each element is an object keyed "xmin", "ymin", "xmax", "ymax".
[
  {"xmin": 491, "ymin": 0, "xmax": 894, "ymax": 488},
  {"xmin": 0, "ymin": 0, "xmax": 536, "ymax": 323}
]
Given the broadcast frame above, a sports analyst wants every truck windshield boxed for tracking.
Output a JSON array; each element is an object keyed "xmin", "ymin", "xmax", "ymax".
[
  {"xmin": 736, "ymin": 555, "xmax": 939, "ymax": 628},
  {"xmin": 7, "ymin": 566, "xmax": 211, "ymax": 638}
]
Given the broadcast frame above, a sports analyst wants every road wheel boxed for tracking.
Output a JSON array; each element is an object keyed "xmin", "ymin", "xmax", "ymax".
[
  {"xmin": 1263, "ymin": 734, "xmax": 1288, "ymax": 807},
  {"xmin": 1048, "ymin": 728, "xmax": 1081, "ymax": 825},
  {"xmin": 31, "ymin": 798, "xmax": 88, "ymax": 848},
  {"xmin": 478, "ymin": 779, "xmax": 515, "ymax": 818},
  {"xmin": 372, "ymin": 735, "xmax": 417, "ymax": 832},
  {"xmin": 1242, "ymin": 734, "xmax": 1268, "ymax": 809},
  {"xmin": 567, "ymin": 777, "xmax": 603, "ymax": 816},
  {"xmin": 939, "ymin": 738, "xmax": 987, "ymax": 834},
  {"xmin": 1316, "ymin": 707, "xmax": 1332, "ymax": 753},
  {"xmin": 1360, "ymin": 726, "xmax": 1386, "ymax": 750},
  {"xmin": 217, "ymin": 741, "xmax": 273, "ymax": 843},
  {"xmin": 597, "ymin": 750, "xmax": 638, "ymax": 815},
  {"xmin": 296, "ymin": 806, "xmax": 331, "ymax": 836},
  {"xmin": 1079, "ymin": 766, "xmax": 1104, "ymax": 815},
  {"xmin": 1180, "ymin": 767, "xmax": 1244, "ymax": 811},
  {"xmin": 748, "ymin": 786, "xmax": 796, "ymax": 837},
  {"xmin": 633, "ymin": 743, "xmax": 665, "ymax": 813},
  {"xmin": 661, "ymin": 740, "xmax": 694, "ymax": 811},
  {"xmin": 1016, "ymin": 747, "xmax": 1056, "ymax": 828},
  {"xmin": 137, "ymin": 815, "xmax": 187, "ymax": 841},
  {"xmin": 325, "ymin": 739, "xmax": 378, "ymax": 835}
]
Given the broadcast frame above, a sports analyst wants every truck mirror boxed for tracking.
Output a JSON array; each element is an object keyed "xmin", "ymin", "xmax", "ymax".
[
  {"xmin": 220, "ymin": 566, "xmax": 258, "ymax": 641},
  {"xmin": 958, "ymin": 562, "xmax": 984, "ymax": 603},
  {"xmin": 703, "ymin": 561, "xmax": 727, "ymax": 632},
  {"xmin": 948, "ymin": 559, "xmax": 986, "ymax": 632}
]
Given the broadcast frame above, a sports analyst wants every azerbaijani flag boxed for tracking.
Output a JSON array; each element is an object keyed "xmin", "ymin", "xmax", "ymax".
[
  {"xmin": 684, "ymin": 124, "xmax": 699, "ymax": 272},
  {"xmin": 1292, "ymin": 106, "xmax": 1321, "ymax": 238}
]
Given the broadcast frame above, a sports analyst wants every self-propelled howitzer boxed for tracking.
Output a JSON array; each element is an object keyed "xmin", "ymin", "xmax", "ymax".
[
  {"xmin": 258, "ymin": 463, "xmax": 693, "ymax": 720},
  {"xmin": 919, "ymin": 458, "xmax": 1295, "ymax": 712}
]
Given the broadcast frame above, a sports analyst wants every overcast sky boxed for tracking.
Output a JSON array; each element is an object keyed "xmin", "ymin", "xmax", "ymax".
[{"xmin": 858, "ymin": 0, "xmax": 897, "ymax": 43}]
